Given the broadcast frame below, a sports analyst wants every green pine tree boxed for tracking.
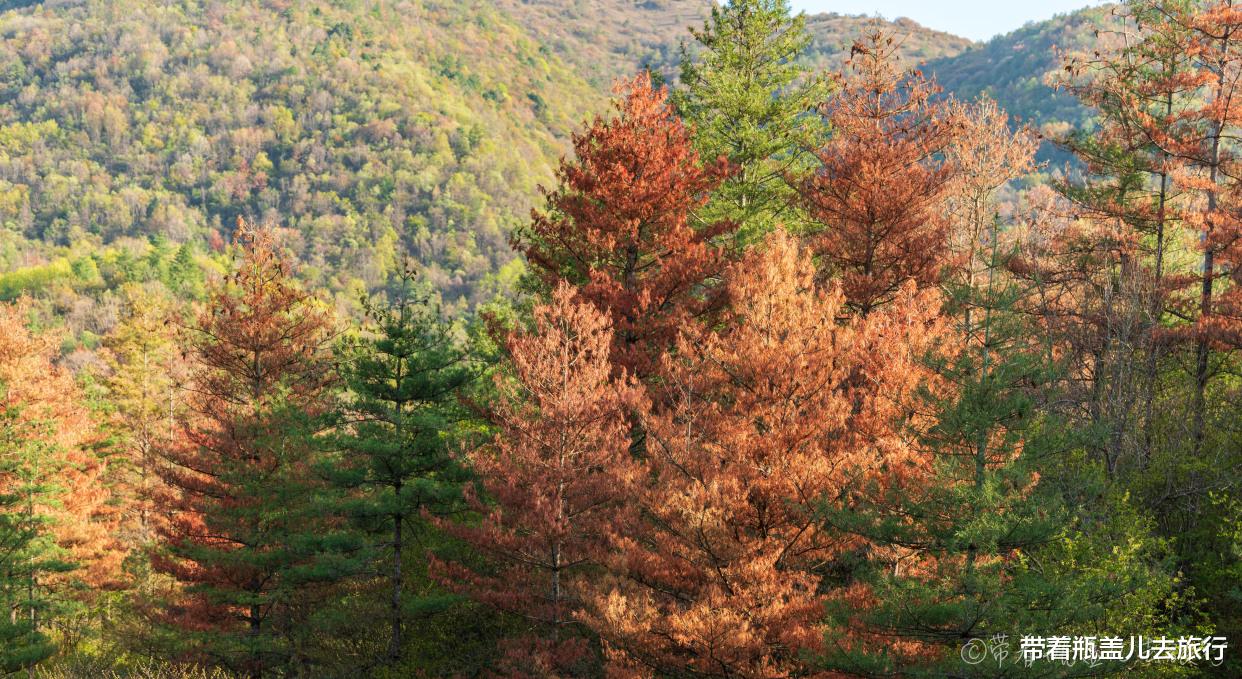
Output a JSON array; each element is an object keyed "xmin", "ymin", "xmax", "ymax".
[
  {"xmin": 0, "ymin": 405, "xmax": 62, "ymax": 675},
  {"xmin": 675, "ymin": 0, "xmax": 828, "ymax": 246},
  {"xmin": 329, "ymin": 263, "xmax": 475, "ymax": 666}
]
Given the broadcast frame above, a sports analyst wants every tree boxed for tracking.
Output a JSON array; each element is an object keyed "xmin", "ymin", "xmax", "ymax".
[
  {"xmin": 0, "ymin": 300, "xmax": 111, "ymax": 674},
  {"xmin": 818, "ymin": 208, "xmax": 1170, "ymax": 676},
  {"xmin": 586, "ymin": 231, "xmax": 945, "ymax": 677},
  {"xmin": 329, "ymin": 263, "xmax": 474, "ymax": 666},
  {"xmin": 432, "ymin": 283, "xmax": 644, "ymax": 677},
  {"xmin": 1051, "ymin": 3, "xmax": 1242, "ymax": 667},
  {"xmin": 152, "ymin": 224, "xmax": 344, "ymax": 677},
  {"xmin": 513, "ymin": 73, "xmax": 736, "ymax": 380},
  {"xmin": 675, "ymin": 0, "xmax": 829, "ymax": 244},
  {"xmin": 798, "ymin": 31, "xmax": 961, "ymax": 316},
  {"xmin": 104, "ymin": 283, "xmax": 187, "ymax": 549},
  {"xmin": 1054, "ymin": 1, "xmax": 1200, "ymax": 472}
]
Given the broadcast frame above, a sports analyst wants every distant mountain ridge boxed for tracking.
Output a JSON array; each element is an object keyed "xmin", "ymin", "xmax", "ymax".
[{"xmin": 488, "ymin": 1, "xmax": 1103, "ymax": 136}]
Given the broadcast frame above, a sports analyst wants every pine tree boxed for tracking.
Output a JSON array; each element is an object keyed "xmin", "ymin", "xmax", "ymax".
[
  {"xmin": 432, "ymin": 283, "xmax": 644, "ymax": 677},
  {"xmin": 105, "ymin": 283, "xmax": 187, "ymax": 549},
  {"xmin": 798, "ymin": 31, "xmax": 960, "ymax": 316},
  {"xmin": 514, "ymin": 73, "xmax": 736, "ymax": 380},
  {"xmin": 811, "ymin": 100, "xmax": 1183, "ymax": 676},
  {"xmin": 152, "ymin": 223, "xmax": 345, "ymax": 677},
  {"xmin": 329, "ymin": 262, "xmax": 474, "ymax": 666},
  {"xmin": 675, "ymin": 0, "xmax": 828, "ymax": 244},
  {"xmin": 1054, "ymin": 1, "xmax": 1198, "ymax": 472},
  {"xmin": 0, "ymin": 300, "xmax": 110, "ymax": 674},
  {"xmin": 586, "ymin": 231, "xmax": 945, "ymax": 677}
]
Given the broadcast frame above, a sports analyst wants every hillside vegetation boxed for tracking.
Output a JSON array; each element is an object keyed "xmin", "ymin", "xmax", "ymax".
[
  {"xmin": 1, "ymin": 2, "xmax": 1240, "ymax": 678},
  {"xmin": 0, "ymin": 0, "xmax": 603, "ymax": 311},
  {"xmin": 925, "ymin": 5, "xmax": 1112, "ymax": 134}
]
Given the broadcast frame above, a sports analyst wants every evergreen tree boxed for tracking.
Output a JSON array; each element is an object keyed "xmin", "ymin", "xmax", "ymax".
[
  {"xmin": 152, "ymin": 224, "xmax": 348, "ymax": 677},
  {"xmin": 330, "ymin": 262, "xmax": 474, "ymax": 666},
  {"xmin": 0, "ymin": 300, "xmax": 106, "ymax": 674},
  {"xmin": 675, "ymin": 0, "xmax": 828, "ymax": 245},
  {"xmin": 433, "ymin": 283, "xmax": 644, "ymax": 677},
  {"xmin": 0, "ymin": 381, "xmax": 60, "ymax": 675},
  {"xmin": 798, "ymin": 31, "xmax": 961, "ymax": 316},
  {"xmin": 587, "ymin": 231, "xmax": 946, "ymax": 677}
]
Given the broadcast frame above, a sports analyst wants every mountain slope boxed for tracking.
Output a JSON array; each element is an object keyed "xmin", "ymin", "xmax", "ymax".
[
  {"xmin": 925, "ymin": 6, "xmax": 1113, "ymax": 134},
  {"xmin": 801, "ymin": 13, "xmax": 975, "ymax": 72},
  {"xmin": 0, "ymin": 0, "xmax": 603, "ymax": 310},
  {"xmin": 0, "ymin": 0, "xmax": 1103, "ymax": 314},
  {"xmin": 493, "ymin": 2, "xmax": 978, "ymax": 84}
]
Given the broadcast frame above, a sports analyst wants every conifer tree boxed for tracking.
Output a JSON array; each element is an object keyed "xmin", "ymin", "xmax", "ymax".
[
  {"xmin": 676, "ymin": 0, "xmax": 828, "ymax": 244},
  {"xmin": 0, "ymin": 300, "xmax": 111, "ymax": 674},
  {"xmin": 514, "ymin": 74, "xmax": 736, "ymax": 380},
  {"xmin": 587, "ymin": 231, "xmax": 944, "ymax": 677},
  {"xmin": 1054, "ymin": 1, "xmax": 1198, "ymax": 472},
  {"xmin": 105, "ymin": 283, "xmax": 187, "ymax": 549},
  {"xmin": 152, "ymin": 224, "xmax": 345, "ymax": 677},
  {"xmin": 329, "ymin": 263, "xmax": 473, "ymax": 666},
  {"xmin": 433, "ymin": 283, "xmax": 643, "ymax": 677},
  {"xmin": 798, "ymin": 31, "xmax": 961, "ymax": 315}
]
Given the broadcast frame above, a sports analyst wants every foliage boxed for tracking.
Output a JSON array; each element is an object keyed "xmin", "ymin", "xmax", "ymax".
[
  {"xmin": 433, "ymin": 283, "xmax": 644, "ymax": 676},
  {"xmin": 675, "ymin": 0, "xmax": 830, "ymax": 243},
  {"xmin": 799, "ymin": 31, "xmax": 960, "ymax": 315},
  {"xmin": 327, "ymin": 262, "xmax": 475, "ymax": 666},
  {"xmin": 514, "ymin": 74, "xmax": 734, "ymax": 380},
  {"xmin": 150, "ymin": 224, "xmax": 349, "ymax": 676}
]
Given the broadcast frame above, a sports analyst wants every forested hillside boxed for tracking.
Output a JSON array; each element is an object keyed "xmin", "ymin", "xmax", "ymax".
[
  {"xmin": 0, "ymin": 0, "xmax": 1101, "ymax": 319},
  {"xmin": 924, "ymin": 5, "xmax": 1111, "ymax": 135},
  {"xmin": 0, "ymin": 0, "xmax": 602, "ymax": 312}
]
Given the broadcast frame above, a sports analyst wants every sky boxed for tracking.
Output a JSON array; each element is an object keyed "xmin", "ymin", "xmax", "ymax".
[{"xmin": 790, "ymin": 1, "xmax": 1108, "ymax": 43}]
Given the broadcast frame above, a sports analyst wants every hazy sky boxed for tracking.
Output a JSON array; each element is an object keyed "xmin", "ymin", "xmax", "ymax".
[{"xmin": 790, "ymin": 1, "xmax": 1109, "ymax": 42}]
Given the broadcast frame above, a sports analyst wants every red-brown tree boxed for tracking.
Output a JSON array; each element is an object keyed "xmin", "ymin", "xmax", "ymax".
[
  {"xmin": 513, "ymin": 73, "xmax": 736, "ymax": 379},
  {"xmin": 584, "ymin": 231, "xmax": 945, "ymax": 678},
  {"xmin": 432, "ymin": 282, "xmax": 645, "ymax": 677},
  {"xmin": 0, "ymin": 300, "xmax": 117, "ymax": 670},
  {"xmin": 152, "ymin": 223, "xmax": 340, "ymax": 677},
  {"xmin": 798, "ymin": 31, "xmax": 961, "ymax": 316}
]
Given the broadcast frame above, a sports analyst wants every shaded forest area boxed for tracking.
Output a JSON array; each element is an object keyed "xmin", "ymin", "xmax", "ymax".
[{"xmin": 2, "ymin": 1, "xmax": 1242, "ymax": 678}]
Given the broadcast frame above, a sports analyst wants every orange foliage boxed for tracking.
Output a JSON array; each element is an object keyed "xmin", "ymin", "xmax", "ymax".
[
  {"xmin": 433, "ymin": 283, "xmax": 645, "ymax": 677},
  {"xmin": 515, "ymin": 74, "xmax": 736, "ymax": 379},
  {"xmin": 585, "ymin": 231, "xmax": 945, "ymax": 678},
  {"xmin": 0, "ymin": 300, "xmax": 121, "ymax": 593},
  {"xmin": 799, "ymin": 31, "xmax": 961, "ymax": 315}
]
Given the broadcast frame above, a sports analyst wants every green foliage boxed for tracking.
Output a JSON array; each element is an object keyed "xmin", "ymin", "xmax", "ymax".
[
  {"xmin": 326, "ymin": 262, "xmax": 476, "ymax": 665},
  {"xmin": 923, "ymin": 7, "xmax": 1109, "ymax": 145},
  {"xmin": 675, "ymin": 0, "xmax": 830, "ymax": 244},
  {"xmin": 0, "ymin": 0, "xmax": 602, "ymax": 312},
  {"xmin": 0, "ymin": 387, "xmax": 80, "ymax": 675},
  {"xmin": 800, "ymin": 13, "xmax": 974, "ymax": 72},
  {"xmin": 818, "ymin": 222, "xmax": 1184, "ymax": 677}
]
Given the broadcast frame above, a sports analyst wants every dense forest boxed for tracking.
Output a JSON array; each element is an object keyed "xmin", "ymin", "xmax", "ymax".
[{"xmin": 1, "ymin": 0, "xmax": 1241, "ymax": 677}]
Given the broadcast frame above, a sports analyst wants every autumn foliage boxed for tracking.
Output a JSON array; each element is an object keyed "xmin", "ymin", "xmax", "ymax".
[
  {"xmin": 581, "ymin": 231, "xmax": 944, "ymax": 677},
  {"xmin": 515, "ymin": 73, "xmax": 736, "ymax": 379},
  {"xmin": 5, "ymin": 3, "xmax": 1236, "ymax": 677},
  {"xmin": 799, "ymin": 31, "xmax": 961, "ymax": 315},
  {"xmin": 0, "ymin": 300, "xmax": 117, "ymax": 670},
  {"xmin": 151, "ymin": 224, "xmax": 338, "ymax": 675},
  {"xmin": 433, "ymin": 282, "xmax": 644, "ymax": 676}
]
